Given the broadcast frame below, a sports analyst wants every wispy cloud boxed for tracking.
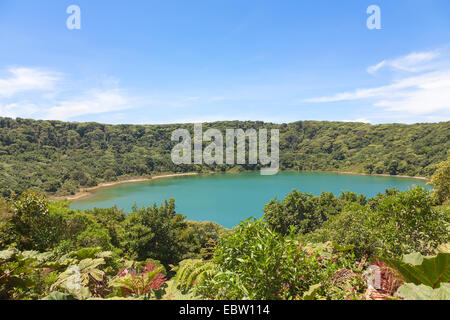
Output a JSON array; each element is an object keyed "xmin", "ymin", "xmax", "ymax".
[
  {"xmin": 367, "ymin": 50, "xmax": 441, "ymax": 74},
  {"xmin": 0, "ymin": 67, "xmax": 60, "ymax": 97},
  {"xmin": 0, "ymin": 66, "xmax": 133, "ymax": 121},
  {"xmin": 342, "ymin": 118, "xmax": 371, "ymax": 124},
  {"xmin": 366, "ymin": 60, "xmax": 387, "ymax": 75},
  {"xmin": 304, "ymin": 48, "xmax": 450, "ymax": 121},
  {"xmin": 0, "ymin": 101, "xmax": 39, "ymax": 119},
  {"xmin": 45, "ymin": 89, "xmax": 132, "ymax": 121},
  {"xmin": 0, "ymin": 67, "xmax": 233, "ymax": 122}
]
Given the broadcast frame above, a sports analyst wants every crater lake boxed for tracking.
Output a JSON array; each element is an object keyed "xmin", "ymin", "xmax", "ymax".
[{"xmin": 70, "ymin": 172, "xmax": 430, "ymax": 228}]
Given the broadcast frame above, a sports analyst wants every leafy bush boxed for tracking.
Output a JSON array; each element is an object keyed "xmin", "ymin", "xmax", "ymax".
[
  {"xmin": 299, "ymin": 209, "xmax": 377, "ymax": 259},
  {"xmin": 200, "ymin": 219, "xmax": 365, "ymax": 300},
  {"xmin": 120, "ymin": 200, "xmax": 188, "ymax": 266},
  {"xmin": 263, "ymin": 191, "xmax": 344, "ymax": 235},
  {"xmin": 299, "ymin": 187, "xmax": 449, "ymax": 259},
  {"xmin": 9, "ymin": 191, "xmax": 65, "ymax": 251},
  {"xmin": 182, "ymin": 221, "xmax": 230, "ymax": 260},
  {"xmin": 428, "ymin": 155, "xmax": 450, "ymax": 204},
  {"xmin": 370, "ymin": 187, "xmax": 449, "ymax": 257},
  {"xmin": 51, "ymin": 257, "xmax": 106, "ymax": 300},
  {"xmin": 0, "ymin": 248, "xmax": 54, "ymax": 300}
]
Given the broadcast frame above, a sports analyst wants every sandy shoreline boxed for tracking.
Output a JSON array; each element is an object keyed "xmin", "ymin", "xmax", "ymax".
[
  {"xmin": 50, "ymin": 173, "xmax": 199, "ymax": 201},
  {"xmin": 326, "ymin": 171, "xmax": 430, "ymax": 181},
  {"xmin": 50, "ymin": 170, "xmax": 430, "ymax": 202}
]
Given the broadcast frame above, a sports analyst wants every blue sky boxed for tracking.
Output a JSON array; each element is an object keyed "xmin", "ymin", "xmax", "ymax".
[{"xmin": 0, "ymin": 0, "xmax": 449, "ymax": 124}]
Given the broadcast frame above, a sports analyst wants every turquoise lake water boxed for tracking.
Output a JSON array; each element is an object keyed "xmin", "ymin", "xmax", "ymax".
[{"xmin": 70, "ymin": 172, "xmax": 429, "ymax": 228}]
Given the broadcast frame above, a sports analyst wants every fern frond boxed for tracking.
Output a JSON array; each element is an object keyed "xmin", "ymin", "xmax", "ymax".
[{"xmin": 175, "ymin": 259, "xmax": 217, "ymax": 293}]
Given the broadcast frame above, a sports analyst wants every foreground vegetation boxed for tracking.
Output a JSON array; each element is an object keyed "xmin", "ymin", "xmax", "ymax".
[
  {"xmin": 0, "ymin": 117, "xmax": 449, "ymax": 197},
  {"xmin": 1, "ymin": 156, "xmax": 448, "ymax": 300}
]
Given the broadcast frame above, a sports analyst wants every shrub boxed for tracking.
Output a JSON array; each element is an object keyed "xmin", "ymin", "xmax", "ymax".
[
  {"xmin": 428, "ymin": 155, "xmax": 450, "ymax": 204},
  {"xmin": 0, "ymin": 248, "xmax": 54, "ymax": 300},
  {"xmin": 299, "ymin": 209, "xmax": 377, "ymax": 259},
  {"xmin": 370, "ymin": 187, "xmax": 449, "ymax": 257},
  {"xmin": 9, "ymin": 191, "xmax": 65, "ymax": 251},
  {"xmin": 120, "ymin": 200, "xmax": 188, "ymax": 266},
  {"xmin": 263, "ymin": 191, "xmax": 343, "ymax": 235},
  {"xmin": 204, "ymin": 219, "xmax": 364, "ymax": 300},
  {"xmin": 299, "ymin": 187, "xmax": 449, "ymax": 259}
]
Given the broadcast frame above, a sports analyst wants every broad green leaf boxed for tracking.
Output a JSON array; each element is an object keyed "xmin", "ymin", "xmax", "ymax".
[
  {"xmin": 22, "ymin": 251, "xmax": 52, "ymax": 262},
  {"xmin": 436, "ymin": 243, "xmax": 450, "ymax": 254},
  {"xmin": 78, "ymin": 258, "xmax": 105, "ymax": 271},
  {"xmin": 332, "ymin": 242, "xmax": 355, "ymax": 252},
  {"xmin": 0, "ymin": 248, "xmax": 18, "ymax": 260},
  {"xmin": 402, "ymin": 252, "xmax": 423, "ymax": 265},
  {"xmin": 382, "ymin": 253, "xmax": 449, "ymax": 288},
  {"xmin": 89, "ymin": 268, "xmax": 105, "ymax": 282},
  {"xmin": 302, "ymin": 284, "xmax": 321, "ymax": 300},
  {"xmin": 396, "ymin": 283, "xmax": 450, "ymax": 300},
  {"xmin": 95, "ymin": 251, "xmax": 113, "ymax": 258},
  {"xmin": 42, "ymin": 292, "xmax": 76, "ymax": 300}
]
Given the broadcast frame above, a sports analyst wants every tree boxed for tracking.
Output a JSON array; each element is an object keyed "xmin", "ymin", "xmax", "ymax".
[
  {"xmin": 213, "ymin": 219, "xmax": 304, "ymax": 299},
  {"xmin": 428, "ymin": 155, "xmax": 450, "ymax": 204},
  {"xmin": 263, "ymin": 190, "xmax": 343, "ymax": 235},
  {"xmin": 368, "ymin": 187, "xmax": 448, "ymax": 257},
  {"xmin": 9, "ymin": 191, "xmax": 64, "ymax": 251},
  {"xmin": 301, "ymin": 187, "xmax": 449, "ymax": 259},
  {"xmin": 120, "ymin": 200, "xmax": 188, "ymax": 266}
]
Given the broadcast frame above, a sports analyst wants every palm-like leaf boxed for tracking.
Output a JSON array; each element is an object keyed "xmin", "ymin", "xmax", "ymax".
[{"xmin": 175, "ymin": 259, "xmax": 217, "ymax": 293}]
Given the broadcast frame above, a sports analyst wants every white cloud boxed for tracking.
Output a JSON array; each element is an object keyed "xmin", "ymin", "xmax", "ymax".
[
  {"xmin": 0, "ymin": 67, "xmax": 59, "ymax": 97},
  {"xmin": 45, "ymin": 89, "xmax": 132, "ymax": 121},
  {"xmin": 342, "ymin": 118, "xmax": 371, "ymax": 124},
  {"xmin": 0, "ymin": 102, "xmax": 39, "ymax": 119},
  {"xmin": 0, "ymin": 66, "xmax": 133, "ymax": 121},
  {"xmin": 305, "ymin": 71, "xmax": 450, "ymax": 105},
  {"xmin": 304, "ymin": 48, "xmax": 450, "ymax": 120},
  {"xmin": 367, "ymin": 61, "xmax": 387, "ymax": 74},
  {"xmin": 374, "ymin": 80, "xmax": 450, "ymax": 115},
  {"xmin": 367, "ymin": 50, "xmax": 441, "ymax": 74}
]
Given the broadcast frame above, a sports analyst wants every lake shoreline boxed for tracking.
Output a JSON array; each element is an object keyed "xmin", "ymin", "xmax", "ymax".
[
  {"xmin": 50, "ymin": 173, "xmax": 200, "ymax": 201},
  {"xmin": 324, "ymin": 171, "xmax": 429, "ymax": 181},
  {"xmin": 53, "ymin": 170, "xmax": 430, "ymax": 202}
]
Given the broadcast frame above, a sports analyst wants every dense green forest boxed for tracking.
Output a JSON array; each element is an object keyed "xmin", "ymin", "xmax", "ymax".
[{"xmin": 0, "ymin": 117, "xmax": 449, "ymax": 197}]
